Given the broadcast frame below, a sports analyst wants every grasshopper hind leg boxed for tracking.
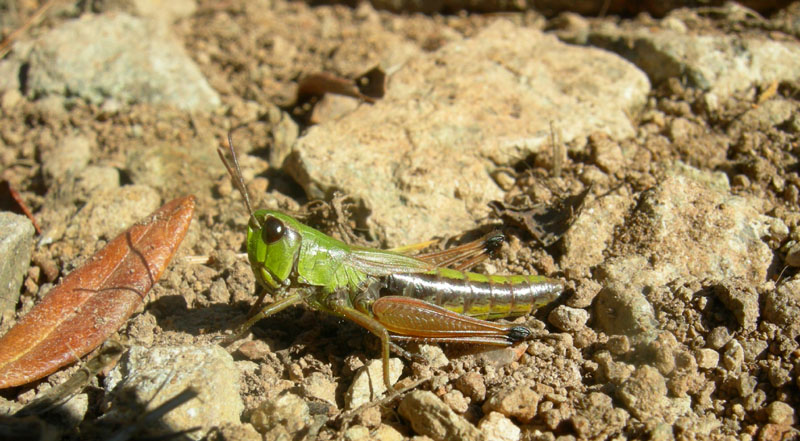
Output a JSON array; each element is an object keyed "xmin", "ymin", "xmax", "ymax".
[{"xmin": 325, "ymin": 291, "xmax": 396, "ymax": 390}]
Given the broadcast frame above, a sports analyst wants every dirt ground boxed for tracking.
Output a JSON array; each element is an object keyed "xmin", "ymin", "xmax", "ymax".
[{"xmin": 1, "ymin": 1, "xmax": 799, "ymax": 440}]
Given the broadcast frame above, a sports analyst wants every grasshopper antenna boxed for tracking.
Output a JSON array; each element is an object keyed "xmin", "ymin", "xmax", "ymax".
[{"xmin": 218, "ymin": 130, "xmax": 261, "ymax": 229}]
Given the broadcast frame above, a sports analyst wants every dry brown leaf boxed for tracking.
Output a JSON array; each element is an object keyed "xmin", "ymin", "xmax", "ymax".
[{"xmin": 0, "ymin": 195, "xmax": 195, "ymax": 388}]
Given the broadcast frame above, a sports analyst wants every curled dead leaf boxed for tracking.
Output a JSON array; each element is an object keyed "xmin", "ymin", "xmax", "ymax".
[{"xmin": 0, "ymin": 196, "xmax": 195, "ymax": 388}]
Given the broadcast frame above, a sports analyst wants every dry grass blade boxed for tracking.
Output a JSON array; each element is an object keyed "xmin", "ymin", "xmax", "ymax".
[{"xmin": 0, "ymin": 196, "xmax": 195, "ymax": 388}]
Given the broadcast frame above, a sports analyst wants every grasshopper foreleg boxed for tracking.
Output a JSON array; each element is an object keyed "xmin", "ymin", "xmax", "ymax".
[{"xmin": 222, "ymin": 291, "xmax": 303, "ymax": 345}]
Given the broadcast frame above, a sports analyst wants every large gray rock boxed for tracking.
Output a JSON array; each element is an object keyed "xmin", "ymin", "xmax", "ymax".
[
  {"xmin": 288, "ymin": 19, "xmax": 650, "ymax": 246},
  {"xmin": 26, "ymin": 13, "xmax": 220, "ymax": 111},
  {"xmin": 596, "ymin": 163, "xmax": 779, "ymax": 290},
  {"xmin": 105, "ymin": 345, "xmax": 243, "ymax": 440},
  {"xmin": 0, "ymin": 213, "xmax": 35, "ymax": 326},
  {"xmin": 586, "ymin": 18, "xmax": 800, "ymax": 100}
]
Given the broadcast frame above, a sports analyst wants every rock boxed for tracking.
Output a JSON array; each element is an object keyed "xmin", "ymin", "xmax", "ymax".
[
  {"xmin": 27, "ymin": 14, "xmax": 220, "ymax": 111},
  {"xmin": 345, "ymin": 358, "xmax": 403, "ymax": 410},
  {"xmin": 596, "ymin": 163, "xmax": 778, "ymax": 293},
  {"xmin": 1, "ymin": 89, "xmax": 22, "ymax": 111},
  {"xmin": 560, "ymin": 187, "xmax": 632, "ymax": 277},
  {"xmin": 125, "ymin": 142, "xmax": 221, "ymax": 200},
  {"xmin": 73, "ymin": 166, "xmax": 121, "ymax": 201},
  {"xmin": 344, "ymin": 425, "xmax": 370, "ymax": 441},
  {"xmin": 288, "ymin": 19, "xmax": 649, "ymax": 246},
  {"xmin": 454, "ymin": 372, "xmax": 486, "ymax": 403},
  {"xmin": 105, "ymin": 345, "xmax": 243, "ymax": 439},
  {"xmin": 764, "ymin": 276, "xmax": 800, "ymax": 336},
  {"xmin": 785, "ymin": 242, "xmax": 800, "ymax": 267},
  {"xmin": 589, "ymin": 134, "xmax": 625, "ymax": 174},
  {"xmin": 0, "ymin": 56, "xmax": 24, "ymax": 93},
  {"xmin": 0, "ymin": 213, "xmax": 35, "ymax": 326},
  {"xmin": 569, "ymin": 392, "xmax": 629, "ymax": 440},
  {"xmin": 712, "ymin": 282, "xmax": 760, "ymax": 331},
  {"xmin": 398, "ymin": 390, "xmax": 484, "ymax": 441},
  {"xmin": 594, "ymin": 351, "xmax": 634, "ymax": 385},
  {"xmin": 617, "ymin": 365, "xmax": 689, "ymax": 423},
  {"xmin": 64, "ymin": 185, "xmax": 161, "ymax": 241},
  {"xmin": 373, "ymin": 424, "xmax": 404, "ymax": 441},
  {"xmin": 694, "ymin": 349, "xmax": 719, "ymax": 370},
  {"xmin": 442, "ymin": 390, "xmax": 468, "ymax": 414},
  {"xmin": 481, "ymin": 384, "xmax": 539, "ymax": 424},
  {"xmin": 706, "ymin": 326, "xmax": 732, "ymax": 350},
  {"xmin": 235, "ymin": 340, "xmax": 272, "ymax": 361},
  {"xmin": 478, "ymin": 412, "xmax": 520, "ymax": 441},
  {"xmin": 607, "ymin": 335, "xmax": 631, "ymax": 355},
  {"xmin": 766, "ymin": 401, "xmax": 795, "ymax": 425},
  {"xmin": 594, "ymin": 283, "xmax": 658, "ymax": 344},
  {"xmin": 588, "ymin": 19, "xmax": 800, "ymax": 99},
  {"xmin": 548, "ymin": 305, "xmax": 589, "ymax": 332},
  {"xmin": 208, "ymin": 423, "xmax": 262, "ymax": 441},
  {"xmin": 91, "ymin": 0, "xmax": 197, "ymax": 23},
  {"xmin": 250, "ymin": 392, "xmax": 311, "ymax": 435},
  {"xmin": 416, "ymin": 344, "xmax": 449, "ymax": 369},
  {"xmin": 41, "ymin": 134, "xmax": 94, "ymax": 187},
  {"xmin": 721, "ymin": 340, "xmax": 745, "ymax": 372},
  {"xmin": 727, "ymin": 99, "xmax": 797, "ymax": 137},
  {"xmin": 302, "ymin": 372, "xmax": 337, "ymax": 407}
]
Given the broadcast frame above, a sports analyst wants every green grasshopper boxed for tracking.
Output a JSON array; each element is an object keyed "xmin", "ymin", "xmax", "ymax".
[{"xmin": 218, "ymin": 136, "xmax": 563, "ymax": 389}]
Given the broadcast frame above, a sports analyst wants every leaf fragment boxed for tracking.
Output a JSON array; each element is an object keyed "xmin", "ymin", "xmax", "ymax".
[{"xmin": 0, "ymin": 196, "xmax": 195, "ymax": 388}]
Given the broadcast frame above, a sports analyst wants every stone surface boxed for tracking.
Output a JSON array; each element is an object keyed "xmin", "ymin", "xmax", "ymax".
[
  {"xmin": 548, "ymin": 305, "xmax": 590, "ymax": 332},
  {"xmin": 454, "ymin": 372, "xmax": 486, "ymax": 402},
  {"xmin": 712, "ymin": 282, "xmax": 759, "ymax": 331},
  {"xmin": 104, "ymin": 345, "xmax": 243, "ymax": 439},
  {"xmin": 478, "ymin": 412, "xmax": 520, "ymax": 441},
  {"xmin": 617, "ymin": 365, "xmax": 689, "ymax": 423},
  {"xmin": 288, "ymin": 19, "xmax": 649, "ymax": 245},
  {"xmin": 596, "ymin": 163, "xmax": 778, "ymax": 291},
  {"xmin": 569, "ymin": 392, "xmax": 629, "ymax": 440},
  {"xmin": 26, "ymin": 13, "xmax": 220, "ymax": 111},
  {"xmin": 482, "ymin": 384, "xmax": 540, "ymax": 424},
  {"xmin": 64, "ymin": 185, "xmax": 161, "ymax": 241},
  {"xmin": 41, "ymin": 134, "xmax": 94, "ymax": 186},
  {"xmin": 250, "ymin": 392, "xmax": 312, "ymax": 435},
  {"xmin": 560, "ymin": 187, "xmax": 632, "ymax": 277},
  {"xmin": 695, "ymin": 348, "xmax": 719, "ymax": 370},
  {"xmin": 398, "ymin": 390, "xmax": 484, "ymax": 441},
  {"xmin": 345, "ymin": 357, "xmax": 403, "ymax": 409},
  {"xmin": 587, "ymin": 18, "xmax": 800, "ymax": 99},
  {"xmin": 594, "ymin": 283, "xmax": 658, "ymax": 344},
  {"xmin": 0, "ymin": 213, "xmax": 35, "ymax": 326},
  {"xmin": 764, "ymin": 276, "xmax": 800, "ymax": 337},
  {"xmin": 92, "ymin": 0, "xmax": 198, "ymax": 23}
]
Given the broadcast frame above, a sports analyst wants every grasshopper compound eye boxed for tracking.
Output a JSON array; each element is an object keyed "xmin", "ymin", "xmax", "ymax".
[{"xmin": 262, "ymin": 217, "xmax": 286, "ymax": 243}]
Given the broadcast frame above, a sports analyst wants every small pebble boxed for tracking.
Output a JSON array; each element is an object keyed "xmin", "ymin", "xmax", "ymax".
[
  {"xmin": 373, "ymin": 424, "xmax": 403, "ymax": 441},
  {"xmin": 695, "ymin": 348, "xmax": 719, "ymax": 369},
  {"xmin": 478, "ymin": 411, "xmax": 521, "ymax": 441},
  {"xmin": 399, "ymin": 391, "xmax": 482, "ymax": 440},
  {"xmin": 442, "ymin": 389, "xmax": 469, "ymax": 414},
  {"xmin": 548, "ymin": 305, "xmax": 589, "ymax": 332},
  {"xmin": 766, "ymin": 401, "xmax": 795, "ymax": 425},
  {"xmin": 482, "ymin": 384, "xmax": 540, "ymax": 424},
  {"xmin": 608, "ymin": 335, "xmax": 631, "ymax": 355},
  {"xmin": 707, "ymin": 326, "xmax": 731, "ymax": 350},
  {"xmin": 455, "ymin": 372, "xmax": 486, "ymax": 402},
  {"xmin": 785, "ymin": 242, "xmax": 800, "ymax": 267}
]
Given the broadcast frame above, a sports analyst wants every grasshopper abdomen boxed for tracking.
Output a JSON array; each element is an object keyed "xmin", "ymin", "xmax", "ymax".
[{"xmin": 380, "ymin": 267, "xmax": 563, "ymax": 320}]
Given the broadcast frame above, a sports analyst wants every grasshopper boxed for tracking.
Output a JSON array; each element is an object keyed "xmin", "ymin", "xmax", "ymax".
[{"xmin": 218, "ymin": 136, "xmax": 563, "ymax": 389}]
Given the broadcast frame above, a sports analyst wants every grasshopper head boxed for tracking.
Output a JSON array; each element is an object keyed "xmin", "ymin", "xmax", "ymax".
[{"xmin": 246, "ymin": 210, "xmax": 303, "ymax": 290}]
